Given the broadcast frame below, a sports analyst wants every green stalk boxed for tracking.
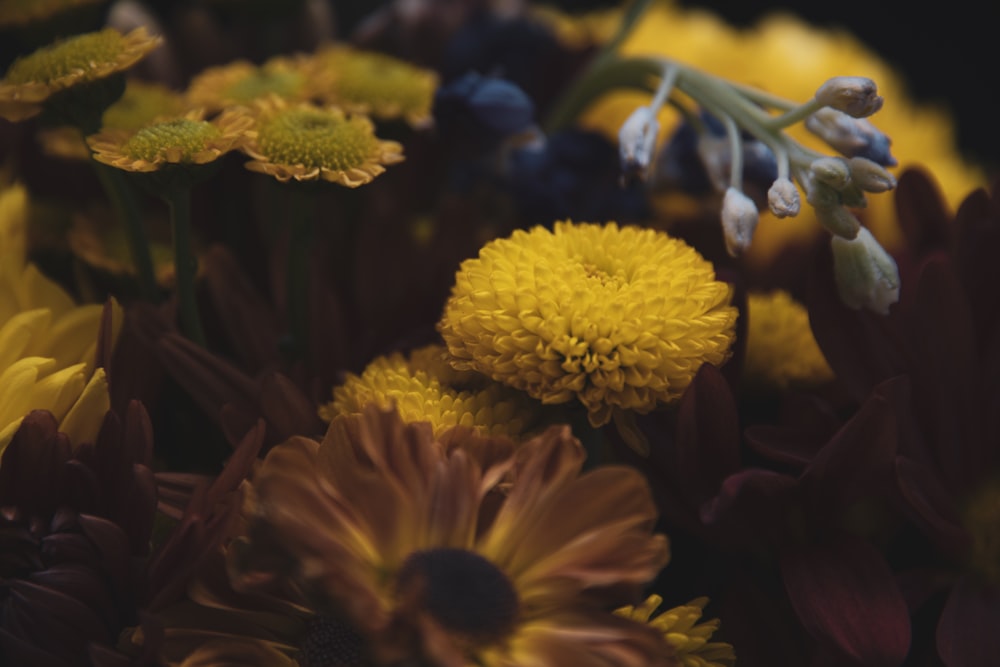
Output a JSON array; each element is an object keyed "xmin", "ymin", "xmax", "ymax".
[
  {"xmin": 92, "ymin": 162, "xmax": 158, "ymax": 300},
  {"xmin": 164, "ymin": 187, "xmax": 206, "ymax": 346},
  {"xmin": 284, "ymin": 188, "xmax": 316, "ymax": 362}
]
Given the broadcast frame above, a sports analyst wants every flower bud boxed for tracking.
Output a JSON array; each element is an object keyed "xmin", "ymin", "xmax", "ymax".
[
  {"xmin": 767, "ymin": 177, "xmax": 800, "ymax": 218},
  {"xmin": 619, "ymin": 105, "xmax": 659, "ymax": 182},
  {"xmin": 805, "ymin": 108, "xmax": 896, "ymax": 166},
  {"xmin": 816, "ymin": 204, "xmax": 861, "ymax": 239},
  {"xmin": 831, "ymin": 227, "xmax": 900, "ymax": 314},
  {"xmin": 721, "ymin": 187, "xmax": 759, "ymax": 256},
  {"xmin": 805, "ymin": 179, "xmax": 840, "ymax": 209},
  {"xmin": 814, "ymin": 76, "xmax": 884, "ymax": 118},
  {"xmin": 838, "ymin": 183, "xmax": 868, "ymax": 209},
  {"xmin": 810, "ymin": 156, "xmax": 851, "ymax": 190},
  {"xmin": 848, "ymin": 156, "xmax": 897, "ymax": 192}
]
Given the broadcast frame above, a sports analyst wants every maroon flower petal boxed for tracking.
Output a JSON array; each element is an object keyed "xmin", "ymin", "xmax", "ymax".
[
  {"xmin": 799, "ymin": 376, "xmax": 903, "ymax": 509},
  {"xmin": 937, "ymin": 575, "xmax": 1000, "ymax": 667},
  {"xmin": 673, "ymin": 363, "xmax": 741, "ymax": 501},
  {"xmin": 894, "ymin": 167, "xmax": 952, "ymax": 258},
  {"xmin": 0, "ymin": 411, "xmax": 71, "ymax": 517},
  {"xmin": 780, "ymin": 536, "xmax": 910, "ymax": 667},
  {"xmin": 894, "ymin": 456, "xmax": 970, "ymax": 560},
  {"xmin": 700, "ymin": 468, "xmax": 799, "ymax": 547}
]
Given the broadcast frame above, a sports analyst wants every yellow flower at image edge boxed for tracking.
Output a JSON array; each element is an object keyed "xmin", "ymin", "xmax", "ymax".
[
  {"xmin": 0, "ymin": 184, "xmax": 121, "ymax": 456},
  {"xmin": 0, "ymin": 26, "xmax": 162, "ymax": 121},
  {"xmin": 438, "ymin": 221, "xmax": 737, "ymax": 427},
  {"xmin": 87, "ymin": 107, "xmax": 252, "ymax": 173},
  {"xmin": 320, "ymin": 344, "xmax": 540, "ymax": 440},
  {"xmin": 235, "ymin": 98, "xmax": 404, "ymax": 186},
  {"xmin": 617, "ymin": 595, "xmax": 736, "ymax": 667}
]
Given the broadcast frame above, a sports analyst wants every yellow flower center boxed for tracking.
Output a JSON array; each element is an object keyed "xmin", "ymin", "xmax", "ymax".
[
  {"xmin": 963, "ymin": 481, "xmax": 1000, "ymax": 585},
  {"xmin": 223, "ymin": 68, "xmax": 305, "ymax": 104},
  {"xmin": 255, "ymin": 107, "xmax": 379, "ymax": 169},
  {"xmin": 121, "ymin": 118, "xmax": 221, "ymax": 162},
  {"xmin": 4, "ymin": 28, "xmax": 125, "ymax": 84}
]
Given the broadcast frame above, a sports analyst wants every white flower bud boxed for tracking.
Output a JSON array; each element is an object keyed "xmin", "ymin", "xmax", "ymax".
[
  {"xmin": 814, "ymin": 76, "xmax": 884, "ymax": 118},
  {"xmin": 831, "ymin": 227, "xmax": 900, "ymax": 314},
  {"xmin": 721, "ymin": 187, "xmax": 759, "ymax": 256},
  {"xmin": 806, "ymin": 179, "xmax": 841, "ymax": 209},
  {"xmin": 767, "ymin": 177, "xmax": 800, "ymax": 218},
  {"xmin": 805, "ymin": 108, "xmax": 896, "ymax": 166},
  {"xmin": 838, "ymin": 183, "xmax": 868, "ymax": 209},
  {"xmin": 848, "ymin": 156, "xmax": 897, "ymax": 192},
  {"xmin": 816, "ymin": 205, "xmax": 861, "ymax": 239},
  {"xmin": 810, "ymin": 156, "xmax": 851, "ymax": 190},
  {"xmin": 618, "ymin": 106, "xmax": 659, "ymax": 181}
]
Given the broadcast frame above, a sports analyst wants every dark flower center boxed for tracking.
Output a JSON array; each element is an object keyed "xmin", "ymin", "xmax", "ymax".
[
  {"xmin": 298, "ymin": 615, "xmax": 370, "ymax": 667},
  {"xmin": 396, "ymin": 548, "xmax": 519, "ymax": 644}
]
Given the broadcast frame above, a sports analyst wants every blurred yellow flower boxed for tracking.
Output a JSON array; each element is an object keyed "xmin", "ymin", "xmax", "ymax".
[
  {"xmin": 0, "ymin": 184, "xmax": 121, "ymax": 457},
  {"xmin": 744, "ymin": 290, "xmax": 833, "ymax": 389},
  {"xmin": 320, "ymin": 344, "xmax": 541, "ymax": 439},
  {"xmin": 186, "ymin": 55, "xmax": 315, "ymax": 113},
  {"xmin": 565, "ymin": 1, "xmax": 985, "ymax": 262},
  {"xmin": 0, "ymin": 26, "xmax": 162, "ymax": 122}
]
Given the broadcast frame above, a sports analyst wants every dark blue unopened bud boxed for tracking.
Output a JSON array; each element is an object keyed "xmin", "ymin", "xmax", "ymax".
[{"xmin": 433, "ymin": 72, "xmax": 535, "ymax": 155}]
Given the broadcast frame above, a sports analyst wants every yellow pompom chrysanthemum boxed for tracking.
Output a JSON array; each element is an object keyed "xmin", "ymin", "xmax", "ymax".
[
  {"xmin": 438, "ymin": 221, "xmax": 737, "ymax": 427},
  {"xmin": 320, "ymin": 344, "xmax": 541, "ymax": 439}
]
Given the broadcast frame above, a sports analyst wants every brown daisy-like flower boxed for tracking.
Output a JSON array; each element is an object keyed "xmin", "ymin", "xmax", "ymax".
[
  {"xmin": 87, "ymin": 106, "xmax": 251, "ymax": 174},
  {"xmin": 0, "ymin": 26, "xmax": 162, "ymax": 122},
  {"xmin": 235, "ymin": 405, "xmax": 674, "ymax": 666},
  {"xmin": 186, "ymin": 55, "xmax": 316, "ymax": 113},
  {"xmin": 233, "ymin": 96, "xmax": 404, "ymax": 186}
]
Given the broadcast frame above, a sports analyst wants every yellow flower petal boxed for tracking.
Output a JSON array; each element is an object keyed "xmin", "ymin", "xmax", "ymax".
[
  {"xmin": 26, "ymin": 362, "xmax": 87, "ymax": 423},
  {"xmin": 58, "ymin": 366, "xmax": 110, "ymax": 446},
  {"xmin": 0, "ymin": 308, "xmax": 52, "ymax": 370}
]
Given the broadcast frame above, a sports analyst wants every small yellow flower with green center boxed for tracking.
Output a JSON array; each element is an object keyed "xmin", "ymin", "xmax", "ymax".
[
  {"xmin": 39, "ymin": 78, "xmax": 191, "ymax": 161},
  {"xmin": 438, "ymin": 221, "xmax": 737, "ymax": 427},
  {"xmin": 311, "ymin": 44, "xmax": 438, "ymax": 127},
  {"xmin": 0, "ymin": 26, "xmax": 162, "ymax": 122},
  {"xmin": 235, "ymin": 96, "xmax": 404, "ymax": 186},
  {"xmin": 87, "ymin": 107, "xmax": 251, "ymax": 174},
  {"xmin": 186, "ymin": 55, "xmax": 315, "ymax": 113},
  {"xmin": 319, "ymin": 344, "xmax": 541, "ymax": 439},
  {"xmin": 744, "ymin": 290, "xmax": 834, "ymax": 389},
  {"xmin": 0, "ymin": 183, "xmax": 122, "ymax": 458},
  {"xmin": 616, "ymin": 595, "xmax": 736, "ymax": 667}
]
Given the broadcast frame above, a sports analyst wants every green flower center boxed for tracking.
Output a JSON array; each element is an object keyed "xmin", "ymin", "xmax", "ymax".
[
  {"xmin": 256, "ymin": 108, "xmax": 378, "ymax": 170},
  {"xmin": 331, "ymin": 52, "xmax": 431, "ymax": 114},
  {"xmin": 395, "ymin": 548, "xmax": 519, "ymax": 644},
  {"xmin": 224, "ymin": 68, "xmax": 305, "ymax": 104},
  {"xmin": 121, "ymin": 118, "xmax": 221, "ymax": 162},
  {"xmin": 964, "ymin": 482, "xmax": 1000, "ymax": 585},
  {"xmin": 5, "ymin": 28, "xmax": 125, "ymax": 84}
]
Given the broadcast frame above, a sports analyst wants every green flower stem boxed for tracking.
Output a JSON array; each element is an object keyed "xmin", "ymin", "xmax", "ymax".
[
  {"xmin": 92, "ymin": 162, "xmax": 158, "ymax": 300},
  {"xmin": 164, "ymin": 187, "xmax": 206, "ymax": 346},
  {"xmin": 284, "ymin": 187, "xmax": 317, "ymax": 362}
]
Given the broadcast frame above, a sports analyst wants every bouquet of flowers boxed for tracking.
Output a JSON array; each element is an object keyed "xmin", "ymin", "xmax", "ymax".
[{"xmin": 0, "ymin": 1, "xmax": 996, "ymax": 665}]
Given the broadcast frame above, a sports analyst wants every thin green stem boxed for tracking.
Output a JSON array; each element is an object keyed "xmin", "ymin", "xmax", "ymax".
[
  {"xmin": 284, "ymin": 188, "xmax": 316, "ymax": 362},
  {"xmin": 92, "ymin": 162, "xmax": 158, "ymax": 300},
  {"xmin": 164, "ymin": 187, "xmax": 206, "ymax": 346}
]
